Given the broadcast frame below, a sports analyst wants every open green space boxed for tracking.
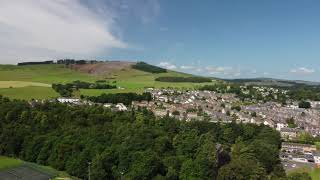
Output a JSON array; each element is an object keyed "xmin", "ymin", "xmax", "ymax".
[
  {"xmin": 0, "ymin": 64, "xmax": 215, "ymax": 99},
  {"xmin": 0, "ymin": 86, "xmax": 59, "ymax": 100},
  {"xmin": 0, "ymin": 64, "xmax": 98, "ymax": 84},
  {"xmin": 0, "ymin": 81, "xmax": 51, "ymax": 88},
  {"xmin": 288, "ymin": 166, "xmax": 320, "ymax": 180},
  {"xmin": 0, "ymin": 156, "xmax": 23, "ymax": 170},
  {"xmin": 0, "ymin": 156, "xmax": 76, "ymax": 180}
]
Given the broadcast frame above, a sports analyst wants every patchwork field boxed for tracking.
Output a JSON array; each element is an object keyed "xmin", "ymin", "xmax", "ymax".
[{"xmin": 0, "ymin": 63, "xmax": 215, "ymax": 99}]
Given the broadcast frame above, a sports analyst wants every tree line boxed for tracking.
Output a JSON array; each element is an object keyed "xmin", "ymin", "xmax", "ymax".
[
  {"xmin": 17, "ymin": 61, "xmax": 54, "ymax": 66},
  {"xmin": 132, "ymin": 62, "xmax": 167, "ymax": 73},
  {"xmin": 0, "ymin": 95, "xmax": 310, "ymax": 179},
  {"xmin": 52, "ymin": 81, "xmax": 117, "ymax": 97},
  {"xmin": 17, "ymin": 59, "xmax": 104, "ymax": 66},
  {"xmin": 155, "ymin": 76, "xmax": 212, "ymax": 83},
  {"xmin": 85, "ymin": 92, "xmax": 152, "ymax": 105}
]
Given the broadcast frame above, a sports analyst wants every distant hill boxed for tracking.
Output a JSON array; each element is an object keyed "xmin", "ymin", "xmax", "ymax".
[
  {"xmin": 223, "ymin": 77, "xmax": 320, "ymax": 87},
  {"xmin": 0, "ymin": 61, "xmax": 214, "ymax": 100}
]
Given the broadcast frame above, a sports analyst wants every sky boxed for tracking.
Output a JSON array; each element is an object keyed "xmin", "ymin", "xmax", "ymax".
[{"xmin": 0, "ymin": 0, "xmax": 320, "ymax": 81}]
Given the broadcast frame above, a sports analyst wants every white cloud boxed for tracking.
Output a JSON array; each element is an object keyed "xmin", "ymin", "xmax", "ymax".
[
  {"xmin": 290, "ymin": 67, "xmax": 315, "ymax": 75},
  {"xmin": 0, "ymin": 0, "xmax": 127, "ymax": 64},
  {"xmin": 180, "ymin": 65, "xmax": 196, "ymax": 70},
  {"xmin": 158, "ymin": 62, "xmax": 177, "ymax": 70},
  {"xmin": 204, "ymin": 66, "xmax": 242, "ymax": 77}
]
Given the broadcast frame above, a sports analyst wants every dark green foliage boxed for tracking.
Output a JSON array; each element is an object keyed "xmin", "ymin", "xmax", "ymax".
[
  {"xmin": 287, "ymin": 172, "xmax": 312, "ymax": 180},
  {"xmin": 155, "ymin": 76, "xmax": 212, "ymax": 83},
  {"xmin": 52, "ymin": 83, "xmax": 73, "ymax": 97},
  {"xmin": 86, "ymin": 92, "xmax": 152, "ymax": 105},
  {"xmin": 17, "ymin": 61, "xmax": 54, "ymax": 66},
  {"xmin": 286, "ymin": 118, "xmax": 297, "ymax": 128},
  {"xmin": 132, "ymin": 62, "xmax": 167, "ymax": 73},
  {"xmin": 298, "ymin": 101, "xmax": 311, "ymax": 109},
  {"xmin": 231, "ymin": 105, "xmax": 241, "ymax": 111},
  {"xmin": 0, "ymin": 96, "xmax": 285, "ymax": 179},
  {"xmin": 72, "ymin": 80, "xmax": 116, "ymax": 90},
  {"xmin": 52, "ymin": 81, "xmax": 117, "ymax": 97}
]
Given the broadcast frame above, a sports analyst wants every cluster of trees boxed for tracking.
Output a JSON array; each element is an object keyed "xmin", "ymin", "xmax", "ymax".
[
  {"xmin": 155, "ymin": 76, "xmax": 212, "ymax": 83},
  {"xmin": 85, "ymin": 92, "xmax": 152, "ymax": 105},
  {"xmin": 52, "ymin": 83, "xmax": 73, "ymax": 97},
  {"xmin": 17, "ymin": 59, "xmax": 105, "ymax": 66},
  {"xmin": 57, "ymin": 59, "xmax": 103, "ymax": 65},
  {"xmin": 0, "ymin": 96, "xmax": 311, "ymax": 179},
  {"xmin": 72, "ymin": 80, "xmax": 117, "ymax": 90},
  {"xmin": 52, "ymin": 81, "xmax": 117, "ymax": 97},
  {"xmin": 17, "ymin": 61, "xmax": 54, "ymax": 66},
  {"xmin": 286, "ymin": 86, "xmax": 320, "ymax": 101},
  {"xmin": 298, "ymin": 101, "xmax": 311, "ymax": 109},
  {"xmin": 132, "ymin": 62, "xmax": 167, "ymax": 73}
]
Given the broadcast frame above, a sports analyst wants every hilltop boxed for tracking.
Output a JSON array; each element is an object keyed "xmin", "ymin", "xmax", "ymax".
[
  {"xmin": 223, "ymin": 77, "xmax": 320, "ymax": 87},
  {"xmin": 0, "ymin": 61, "xmax": 214, "ymax": 100}
]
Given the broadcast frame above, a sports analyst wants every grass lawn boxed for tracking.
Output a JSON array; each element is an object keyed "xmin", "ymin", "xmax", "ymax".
[
  {"xmin": 0, "ymin": 156, "xmax": 77, "ymax": 180},
  {"xmin": 0, "ymin": 86, "xmax": 59, "ymax": 100},
  {"xmin": 310, "ymin": 168, "xmax": 320, "ymax": 180},
  {"xmin": 288, "ymin": 166, "xmax": 320, "ymax": 180},
  {"xmin": 0, "ymin": 81, "xmax": 51, "ymax": 88},
  {"xmin": 0, "ymin": 156, "xmax": 22, "ymax": 170}
]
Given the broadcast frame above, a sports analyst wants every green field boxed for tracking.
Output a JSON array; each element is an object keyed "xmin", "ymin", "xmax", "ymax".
[
  {"xmin": 288, "ymin": 166, "xmax": 320, "ymax": 180},
  {"xmin": 0, "ymin": 86, "xmax": 59, "ymax": 100},
  {"xmin": 0, "ymin": 64, "xmax": 215, "ymax": 99},
  {"xmin": 0, "ymin": 156, "xmax": 22, "ymax": 170},
  {"xmin": 0, "ymin": 156, "xmax": 76, "ymax": 179}
]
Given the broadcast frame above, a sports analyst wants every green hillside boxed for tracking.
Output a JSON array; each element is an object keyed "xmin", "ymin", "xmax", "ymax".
[{"xmin": 0, "ymin": 63, "xmax": 214, "ymax": 99}]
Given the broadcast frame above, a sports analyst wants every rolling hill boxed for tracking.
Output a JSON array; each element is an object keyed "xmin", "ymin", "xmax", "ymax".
[
  {"xmin": 0, "ymin": 61, "xmax": 215, "ymax": 100},
  {"xmin": 223, "ymin": 77, "xmax": 320, "ymax": 87}
]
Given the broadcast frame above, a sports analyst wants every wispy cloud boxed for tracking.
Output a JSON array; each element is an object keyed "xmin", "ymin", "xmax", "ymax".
[
  {"xmin": 110, "ymin": 0, "xmax": 160, "ymax": 24},
  {"xmin": 158, "ymin": 61, "xmax": 177, "ymax": 70},
  {"xmin": 290, "ymin": 67, "xmax": 315, "ymax": 75},
  {"xmin": 0, "ymin": 0, "xmax": 129, "ymax": 64},
  {"xmin": 180, "ymin": 65, "xmax": 196, "ymax": 70}
]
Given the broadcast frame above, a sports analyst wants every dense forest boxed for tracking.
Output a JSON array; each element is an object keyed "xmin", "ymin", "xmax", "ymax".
[
  {"xmin": 0, "ymin": 95, "xmax": 310, "ymax": 179},
  {"xmin": 155, "ymin": 76, "xmax": 213, "ymax": 83},
  {"xmin": 132, "ymin": 62, "xmax": 167, "ymax": 73},
  {"xmin": 85, "ymin": 92, "xmax": 152, "ymax": 105},
  {"xmin": 52, "ymin": 81, "xmax": 117, "ymax": 97}
]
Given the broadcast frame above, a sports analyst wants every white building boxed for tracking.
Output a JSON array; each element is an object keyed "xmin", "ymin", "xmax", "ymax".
[
  {"xmin": 57, "ymin": 98, "xmax": 80, "ymax": 104},
  {"xmin": 313, "ymin": 152, "xmax": 320, "ymax": 168},
  {"xmin": 116, "ymin": 103, "xmax": 127, "ymax": 111},
  {"xmin": 276, "ymin": 123, "xmax": 288, "ymax": 131},
  {"xmin": 103, "ymin": 103, "xmax": 112, "ymax": 108}
]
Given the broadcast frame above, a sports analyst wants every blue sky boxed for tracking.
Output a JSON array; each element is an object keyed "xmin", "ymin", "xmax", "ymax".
[{"xmin": 0, "ymin": 0, "xmax": 319, "ymax": 81}]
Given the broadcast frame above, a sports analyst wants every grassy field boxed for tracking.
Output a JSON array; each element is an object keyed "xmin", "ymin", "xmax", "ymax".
[
  {"xmin": 0, "ymin": 156, "xmax": 76, "ymax": 180},
  {"xmin": 288, "ymin": 166, "xmax": 320, "ymax": 180},
  {"xmin": 0, "ymin": 86, "xmax": 59, "ymax": 100},
  {"xmin": 0, "ymin": 156, "xmax": 23, "ymax": 170},
  {"xmin": 0, "ymin": 64, "xmax": 215, "ymax": 99},
  {"xmin": 0, "ymin": 81, "xmax": 51, "ymax": 88}
]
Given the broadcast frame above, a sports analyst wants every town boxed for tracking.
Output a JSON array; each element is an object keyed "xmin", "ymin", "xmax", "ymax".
[{"xmin": 52, "ymin": 85, "xmax": 320, "ymax": 174}]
